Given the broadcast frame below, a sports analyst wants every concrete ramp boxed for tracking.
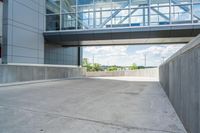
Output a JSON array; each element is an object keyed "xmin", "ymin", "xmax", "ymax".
[{"xmin": 0, "ymin": 77, "xmax": 186, "ymax": 133}]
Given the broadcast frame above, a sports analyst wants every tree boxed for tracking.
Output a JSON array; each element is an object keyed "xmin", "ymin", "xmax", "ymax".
[
  {"xmin": 83, "ymin": 58, "xmax": 92, "ymax": 71},
  {"xmin": 138, "ymin": 66, "xmax": 145, "ymax": 69},
  {"xmin": 129, "ymin": 63, "xmax": 138, "ymax": 70},
  {"xmin": 90, "ymin": 63, "xmax": 102, "ymax": 72},
  {"xmin": 107, "ymin": 65, "xmax": 118, "ymax": 71},
  {"xmin": 82, "ymin": 58, "xmax": 102, "ymax": 72},
  {"xmin": 82, "ymin": 58, "xmax": 89, "ymax": 67}
]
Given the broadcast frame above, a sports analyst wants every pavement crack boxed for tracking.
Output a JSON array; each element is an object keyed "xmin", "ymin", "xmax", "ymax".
[{"xmin": 0, "ymin": 105, "xmax": 181, "ymax": 133}]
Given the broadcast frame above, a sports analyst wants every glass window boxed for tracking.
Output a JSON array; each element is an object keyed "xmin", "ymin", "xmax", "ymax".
[
  {"xmin": 112, "ymin": 9, "xmax": 129, "ymax": 27},
  {"xmin": 150, "ymin": 6, "xmax": 170, "ymax": 25},
  {"xmin": 130, "ymin": 7, "xmax": 148, "ymax": 26},
  {"xmin": 151, "ymin": 0, "xmax": 170, "ymax": 6},
  {"xmin": 112, "ymin": 0, "xmax": 129, "ymax": 10},
  {"xmin": 171, "ymin": 5, "xmax": 192, "ymax": 24},
  {"xmin": 193, "ymin": 0, "xmax": 200, "ymax": 3},
  {"xmin": 62, "ymin": 0, "xmax": 76, "ymax": 13},
  {"xmin": 78, "ymin": 0, "xmax": 94, "ymax": 12},
  {"xmin": 78, "ymin": 0, "xmax": 93, "ymax": 5},
  {"xmin": 46, "ymin": 0, "xmax": 60, "ymax": 14},
  {"xmin": 95, "ymin": 10, "xmax": 112, "ymax": 28},
  {"xmin": 46, "ymin": 15, "xmax": 60, "ymax": 31},
  {"xmin": 131, "ymin": 0, "xmax": 148, "ymax": 8},
  {"xmin": 171, "ymin": 0, "xmax": 191, "ymax": 5},
  {"xmin": 193, "ymin": 4, "xmax": 200, "ymax": 23},
  {"xmin": 78, "ymin": 12, "xmax": 94, "ymax": 29},
  {"xmin": 62, "ymin": 13, "xmax": 76, "ymax": 30},
  {"xmin": 95, "ymin": 0, "xmax": 112, "ymax": 11}
]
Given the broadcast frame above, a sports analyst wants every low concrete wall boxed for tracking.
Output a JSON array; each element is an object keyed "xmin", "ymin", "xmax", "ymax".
[
  {"xmin": 86, "ymin": 68, "xmax": 158, "ymax": 78},
  {"xmin": 0, "ymin": 64, "xmax": 85, "ymax": 84},
  {"xmin": 159, "ymin": 34, "xmax": 200, "ymax": 133}
]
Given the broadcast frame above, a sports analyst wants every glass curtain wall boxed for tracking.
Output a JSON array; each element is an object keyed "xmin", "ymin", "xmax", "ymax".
[{"xmin": 46, "ymin": 0, "xmax": 200, "ymax": 31}]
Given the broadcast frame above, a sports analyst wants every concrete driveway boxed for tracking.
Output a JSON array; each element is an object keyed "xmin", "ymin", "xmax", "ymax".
[{"xmin": 0, "ymin": 77, "xmax": 186, "ymax": 133}]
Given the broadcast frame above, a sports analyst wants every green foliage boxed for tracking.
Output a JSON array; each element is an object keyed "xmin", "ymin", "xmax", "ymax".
[
  {"xmin": 107, "ymin": 65, "xmax": 118, "ymax": 72},
  {"xmin": 129, "ymin": 63, "xmax": 138, "ymax": 70},
  {"xmin": 90, "ymin": 63, "xmax": 102, "ymax": 72},
  {"xmin": 138, "ymin": 66, "xmax": 145, "ymax": 69},
  {"xmin": 82, "ymin": 58, "xmax": 102, "ymax": 72},
  {"xmin": 82, "ymin": 58, "xmax": 89, "ymax": 67}
]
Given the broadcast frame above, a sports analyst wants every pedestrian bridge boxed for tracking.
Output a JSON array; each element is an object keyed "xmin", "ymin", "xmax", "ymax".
[
  {"xmin": 44, "ymin": 24, "xmax": 200, "ymax": 46},
  {"xmin": 44, "ymin": 0, "xmax": 200, "ymax": 46}
]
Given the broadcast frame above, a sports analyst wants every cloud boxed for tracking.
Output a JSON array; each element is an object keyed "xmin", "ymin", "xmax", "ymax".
[
  {"xmin": 135, "ymin": 45, "xmax": 185, "ymax": 58},
  {"xmin": 84, "ymin": 46, "xmax": 128, "ymax": 56},
  {"xmin": 83, "ymin": 45, "xmax": 185, "ymax": 66}
]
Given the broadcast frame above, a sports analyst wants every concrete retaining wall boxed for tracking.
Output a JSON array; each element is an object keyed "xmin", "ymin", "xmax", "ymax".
[
  {"xmin": 0, "ymin": 64, "xmax": 85, "ymax": 84},
  {"xmin": 86, "ymin": 68, "xmax": 158, "ymax": 78},
  {"xmin": 159, "ymin": 34, "xmax": 200, "ymax": 133}
]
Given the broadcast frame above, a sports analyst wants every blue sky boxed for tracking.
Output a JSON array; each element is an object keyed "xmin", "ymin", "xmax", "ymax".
[{"xmin": 83, "ymin": 44, "xmax": 185, "ymax": 66}]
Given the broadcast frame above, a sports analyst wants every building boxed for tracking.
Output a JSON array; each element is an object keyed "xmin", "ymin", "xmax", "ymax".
[
  {"xmin": 0, "ymin": 1, "xmax": 2, "ymax": 63},
  {"xmin": 1, "ymin": 0, "xmax": 200, "ymax": 66},
  {"xmin": 1, "ymin": 0, "xmax": 81, "ymax": 66}
]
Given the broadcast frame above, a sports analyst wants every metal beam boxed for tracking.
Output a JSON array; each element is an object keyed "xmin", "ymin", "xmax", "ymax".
[
  {"xmin": 118, "ymin": 8, "xmax": 138, "ymax": 24},
  {"xmin": 151, "ymin": 7, "xmax": 169, "ymax": 20},
  {"xmin": 98, "ymin": 2, "xmax": 129, "ymax": 28},
  {"xmin": 118, "ymin": 6, "xmax": 169, "ymax": 25},
  {"xmin": 171, "ymin": 0, "xmax": 200, "ymax": 20},
  {"xmin": 62, "ymin": 0, "xmax": 89, "ymax": 29},
  {"xmin": 46, "ymin": 2, "xmax": 60, "ymax": 14}
]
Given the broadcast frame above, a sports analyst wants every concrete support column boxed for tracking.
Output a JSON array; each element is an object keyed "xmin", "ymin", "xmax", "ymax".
[{"xmin": 78, "ymin": 46, "xmax": 81, "ymax": 66}]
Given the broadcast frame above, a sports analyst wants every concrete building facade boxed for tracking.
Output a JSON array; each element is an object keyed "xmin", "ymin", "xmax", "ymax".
[
  {"xmin": 1, "ymin": 0, "xmax": 81, "ymax": 66},
  {"xmin": 0, "ymin": 1, "xmax": 3, "ymax": 63}
]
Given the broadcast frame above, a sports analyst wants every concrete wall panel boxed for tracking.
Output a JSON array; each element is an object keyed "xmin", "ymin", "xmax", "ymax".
[
  {"xmin": 44, "ymin": 44, "xmax": 80, "ymax": 66},
  {"xmin": 86, "ymin": 68, "xmax": 158, "ymax": 78},
  {"xmin": 2, "ymin": 0, "xmax": 45, "ymax": 64},
  {"xmin": 159, "ymin": 35, "xmax": 200, "ymax": 133},
  {"xmin": 0, "ymin": 64, "xmax": 84, "ymax": 84}
]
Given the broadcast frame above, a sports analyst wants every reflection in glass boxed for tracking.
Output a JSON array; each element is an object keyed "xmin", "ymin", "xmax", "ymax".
[
  {"xmin": 45, "ymin": 0, "xmax": 199, "ymax": 31},
  {"xmin": 171, "ymin": 5, "xmax": 191, "ymax": 24},
  {"xmin": 62, "ymin": 13, "xmax": 76, "ymax": 30},
  {"xmin": 46, "ymin": 0, "xmax": 60, "ymax": 14},
  {"xmin": 193, "ymin": 4, "xmax": 200, "ymax": 23},
  {"xmin": 150, "ymin": 6, "xmax": 170, "ymax": 25},
  {"xmin": 62, "ymin": 0, "xmax": 76, "ymax": 13},
  {"xmin": 46, "ymin": 15, "xmax": 60, "ymax": 31},
  {"xmin": 130, "ymin": 8, "xmax": 148, "ymax": 26}
]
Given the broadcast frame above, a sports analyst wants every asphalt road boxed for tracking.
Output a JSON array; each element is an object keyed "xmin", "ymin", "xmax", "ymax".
[{"xmin": 0, "ymin": 77, "xmax": 186, "ymax": 133}]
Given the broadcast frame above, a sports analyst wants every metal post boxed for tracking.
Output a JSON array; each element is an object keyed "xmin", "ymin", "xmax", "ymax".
[
  {"xmin": 129, "ymin": 0, "xmax": 131, "ymax": 26},
  {"xmin": 92, "ymin": 55, "xmax": 95, "ymax": 65},
  {"xmin": 93, "ymin": 0, "xmax": 95, "ymax": 28},
  {"xmin": 191, "ymin": 0, "xmax": 194, "ymax": 23},
  {"xmin": 78, "ymin": 47, "xmax": 81, "ymax": 66},
  {"xmin": 60, "ymin": 0, "xmax": 62, "ymax": 31},
  {"xmin": 144, "ymin": 53, "xmax": 147, "ymax": 67},
  {"xmin": 143, "ymin": 6, "xmax": 145, "ymax": 26},
  {"xmin": 76, "ymin": 0, "xmax": 78, "ymax": 29},
  {"xmin": 148, "ymin": 0, "xmax": 151, "ymax": 26},
  {"xmin": 111, "ymin": 0, "xmax": 113, "ymax": 28}
]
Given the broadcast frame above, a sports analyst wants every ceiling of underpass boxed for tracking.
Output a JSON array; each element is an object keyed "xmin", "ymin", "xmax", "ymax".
[{"xmin": 60, "ymin": 37, "xmax": 192, "ymax": 47}]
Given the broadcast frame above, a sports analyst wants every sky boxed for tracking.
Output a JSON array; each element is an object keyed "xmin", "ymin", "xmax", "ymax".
[{"xmin": 83, "ymin": 44, "xmax": 185, "ymax": 66}]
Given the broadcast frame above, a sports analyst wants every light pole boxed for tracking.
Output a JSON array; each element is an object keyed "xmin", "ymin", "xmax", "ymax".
[
  {"xmin": 144, "ymin": 53, "xmax": 147, "ymax": 67},
  {"xmin": 92, "ymin": 55, "xmax": 95, "ymax": 65},
  {"xmin": 161, "ymin": 56, "xmax": 165, "ymax": 63}
]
